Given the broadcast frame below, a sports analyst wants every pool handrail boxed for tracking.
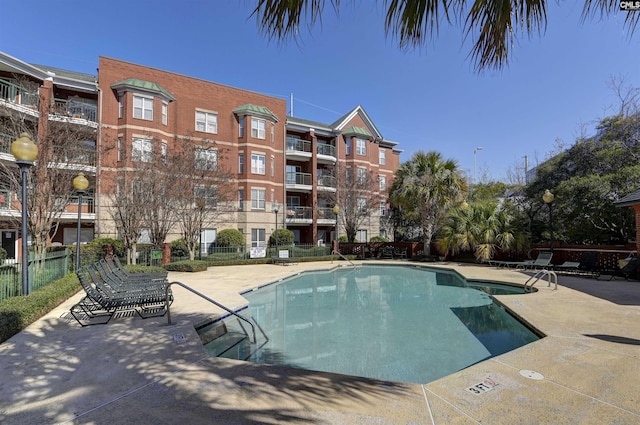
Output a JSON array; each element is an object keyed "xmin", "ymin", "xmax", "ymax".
[
  {"xmin": 165, "ymin": 281, "xmax": 257, "ymax": 343},
  {"xmin": 332, "ymin": 250, "xmax": 355, "ymax": 266}
]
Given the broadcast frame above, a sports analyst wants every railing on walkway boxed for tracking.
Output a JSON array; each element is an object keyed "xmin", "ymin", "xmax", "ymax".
[{"xmin": 0, "ymin": 249, "xmax": 71, "ymax": 301}]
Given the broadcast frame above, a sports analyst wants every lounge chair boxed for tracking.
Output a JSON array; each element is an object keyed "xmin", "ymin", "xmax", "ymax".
[
  {"xmin": 596, "ymin": 256, "xmax": 640, "ymax": 281},
  {"xmin": 552, "ymin": 251, "xmax": 599, "ymax": 277},
  {"xmin": 490, "ymin": 251, "xmax": 553, "ymax": 270}
]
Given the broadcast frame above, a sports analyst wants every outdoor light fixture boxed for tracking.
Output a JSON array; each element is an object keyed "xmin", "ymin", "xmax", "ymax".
[
  {"xmin": 73, "ymin": 172, "xmax": 89, "ymax": 271},
  {"xmin": 543, "ymin": 189, "xmax": 555, "ymax": 251},
  {"xmin": 473, "ymin": 146, "xmax": 483, "ymax": 185},
  {"xmin": 333, "ymin": 204, "xmax": 340, "ymax": 250},
  {"xmin": 11, "ymin": 133, "xmax": 38, "ymax": 296},
  {"xmin": 273, "ymin": 201, "xmax": 280, "ymax": 258}
]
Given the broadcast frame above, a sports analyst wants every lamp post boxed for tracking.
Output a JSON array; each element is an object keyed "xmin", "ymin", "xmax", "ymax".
[
  {"xmin": 333, "ymin": 204, "xmax": 339, "ymax": 252},
  {"xmin": 273, "ymin": 201, "xmax": 280, "ymax": 258},
  {"xmin": 73, "ymin": 172, "xmax": 89, "ymax": 271},
  {"xmin": 543, "ymin": 189, "xmax": 555, "ymax": 251},
  {"xmin": 11, "ymin": 133, "xmax": 38, "ymax": 296},
  {"xmin": 473, "ymin": 146, "xmax": 483, "ymax": 185}
]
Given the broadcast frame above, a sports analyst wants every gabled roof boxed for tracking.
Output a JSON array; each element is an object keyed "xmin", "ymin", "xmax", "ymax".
[
  {"xmin": 0, "ymin": 51, "xmax": 97, "ymax": 93},
  {"xmin": 233, "ymin": 103, "xmax": 279, "ymax": 122},
  {"xmin": 614, "ymin": 189, "xmax": 640, "ymax": 208},
  {"xmin": 331, "ymin": 105, "xmax": 382, "ymax": 141},
  {"xmin": 110, "ymin": 78, "xmax": 176, "ymax": 102}
]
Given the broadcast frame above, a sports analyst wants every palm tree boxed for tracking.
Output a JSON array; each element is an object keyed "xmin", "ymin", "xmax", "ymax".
[
  {"xmin": 389, "ymin": 151, "xmax": 466, "ymax": 255},
  {"xmin": 251, "ymin": 0, "xmax": 637, "ymax": 71},
  {"xmin": 437, "ymin": 200, "xmax": 526, "ymax": 262}
]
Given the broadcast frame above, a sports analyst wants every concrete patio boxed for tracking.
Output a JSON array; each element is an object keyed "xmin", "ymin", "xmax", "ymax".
[{"xmin": 0, "ymin": 261, "xmax": 639, "ymax": 424}]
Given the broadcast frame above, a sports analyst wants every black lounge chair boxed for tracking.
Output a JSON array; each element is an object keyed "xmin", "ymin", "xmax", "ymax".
[
  {"xmin": 552, "ymin": 251, "xmax": 599, "ymax": 277},
  {"xmin": 597, "ymin": 256, "xmax": 640, "ymax": 281}
]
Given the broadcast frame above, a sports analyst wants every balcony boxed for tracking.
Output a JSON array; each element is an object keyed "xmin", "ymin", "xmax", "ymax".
[
  {"xmin": 317, "ymin": 207, "xmax": 338, "ymax": 224},
  {"xmin": 317, "ymin": 175, "xmax": 337, "ymax": 192},
  {"xmin": 51, "ymin": 97, "xmax": 98, "ymax": 128},
  {"xmin": 0, "ymin": 78, "xmax": 39, "ymax": 117},
  {"xmin": 286, "ymin": 136, "xmax": 312, "ymax": 161},
  {"xmin": 317, "ymin": 143, "xmax": 337, "ymax": 164},
  {"xmin": 285, "ymin": 206, "xmax": 312, "ymax": 224},
  {"xmin": 286, "ymin": 171, "xmax": 312, "ymax": 192}
]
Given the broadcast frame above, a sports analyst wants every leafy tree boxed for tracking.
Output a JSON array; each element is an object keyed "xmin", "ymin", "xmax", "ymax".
[
  {"xmin": 389, "ymin": 151, "xmax": 466, "ymax": 255},
  {"xmin": 251, "ymin": 0, "xmax": 637, "ymax": 71},
  {"xmin": 216, "ymin": 228, "xmax": 245, "ymax": 247},
  {"xmin": 525, "ymin": 113, "xmax": 640, "ymax": 244},
  {"xmin": 437, "ymin": 200, "xmax": 526, "ymax": 261}
]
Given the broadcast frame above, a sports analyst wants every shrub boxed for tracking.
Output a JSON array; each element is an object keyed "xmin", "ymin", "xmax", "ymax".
[
  {"xmin": 0, "ymin": 273, "xmax": 81, "ymax": 343},
  {"xmin": 338, "ymin": 235, "xmax": 349, "ymax": 242},
  {"xmin": 170, "ymin": 239, "xmax": 190, "ymax": 258},
  {"xmin": 370, "ymin": 236, "xmax": 389, "ymax": 242},
  {"xmin": 124, "ymin": 264, "xmax": 167, "ymax": 274},
  {"xmin": 269, "ymin": 228, "xmax": 294, "ymax": 247},
  {"xmin": 0, "ymin": 247, "xmax": 6, "ymax": 264},
  {"xmin": 163, "ymin": 260, "xmax": 208, "ymax": 272},
  {"xmin": 216, "ymin": 228, "xmax": 245, "ymax": 247}
]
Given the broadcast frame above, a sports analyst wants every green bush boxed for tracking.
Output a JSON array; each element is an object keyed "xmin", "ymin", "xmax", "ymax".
[
  {"xmin": 170, "ymin": 239, "xmax": 190, "ymax": 258},
  {"xmin": 0, "ymin": 247, "xmax": 6, "ymax": 264},
  {"xmin": 269, "ymin": 228, "xmax": 294, "ymax": 247},
  {"xmin": 338, "ymin": 235, "xmax": 349, "ymax": 242},
  {"xmin": 0, "ymin": 273, "xmax": 81, "ymax": 343},
  {"xmin": 163, "ymin": 260, "xmax": 208, "ymax": 272},
  {"xmin": 124, "ymin": 264, "xmax": 167, "ymax": 274},
  {"xmin": 370, "ymin": 236, "xmax": 389, "ymax": 242},
  {"xmin": 216, "ymin": 228, "xmax": 245, "ymax": 247}
]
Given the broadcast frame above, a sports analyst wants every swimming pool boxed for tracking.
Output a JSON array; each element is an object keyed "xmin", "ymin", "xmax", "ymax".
[{"xmin": 202, "ymin": 265, "xmax": 540, "ymax": 384}]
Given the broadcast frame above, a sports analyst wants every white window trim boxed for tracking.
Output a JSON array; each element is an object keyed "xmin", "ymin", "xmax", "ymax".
[
  {"xmin": 251, "ymin": 153, "xmax": 266, "ymax": 175},
  {"xmin": 196, "ymin": 109, "xmax": 218, "ymax": 134},
  {"xmin": 356, "ymin": 138, "xmax": 366, "ymax": 156},
  {"xmin": 379, "ymin": 149, "xmax": 386, "ymax": 165},
  {"xmin": 251, "ymin": 188, "xmax": 266, "ymax": 210},
  {"xmin": 251, "ymin": 118, "xmax": 266, "ymax": 139},
  {"xmin": 133, "ymin": 94, "xmax": 154, "ymax": 121},
  {"xmin": 162, "ymin": 102, "xmax": 168, "ymax": 125},
  {"xmin": 132, "ymin": 137, "xmax": 152, "ymax": 163}
]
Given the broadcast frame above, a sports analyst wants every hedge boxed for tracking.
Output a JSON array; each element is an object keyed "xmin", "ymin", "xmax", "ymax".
[{"xmin": 163, "ymin": 260, "xmax": 208, "ymax": 272}]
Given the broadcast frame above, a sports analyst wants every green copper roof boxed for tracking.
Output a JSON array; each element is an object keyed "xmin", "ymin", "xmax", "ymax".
[
  {"xmin": 110, "ymin": 78, "xmax": 176, "ymax": 101},
  {"xmin": 233, "ymin": 104, "xmax": 279, "ymax": 122},
  {"xmin": 342, "ymin": 126, "xmax": 372, "ymax": 138}
]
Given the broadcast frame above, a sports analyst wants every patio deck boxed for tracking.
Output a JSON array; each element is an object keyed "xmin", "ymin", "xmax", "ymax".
[{"xmin": 0, "ymin": 261, "xmax": 638, "ymax": 424}]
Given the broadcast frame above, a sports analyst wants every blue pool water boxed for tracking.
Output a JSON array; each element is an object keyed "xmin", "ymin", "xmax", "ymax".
[{"xmin": 206, "ymin": 265, "xmax": 540, "ymax": 384}]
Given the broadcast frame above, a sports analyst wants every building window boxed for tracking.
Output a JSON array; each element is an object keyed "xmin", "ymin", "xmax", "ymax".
[
  {"xmin": 195, "ymin": 147, "xmax": 218, "ymax": 170},
  {"xmin": 132, "ymin": 138, "xmax": 152, "ymax": 162},
  {"xmin": 162, "ymin": 102, "xmax": 168, "ymax": 125},
  {"xmin": 239, "ymin": 117, "xmax": 245, "ymax": 137},
  {"xmin": 270, "ymin": 155, "xmax": 275, "ymax": 177},
  {"xmin": 356, "ymin": 138, "xmax": 366, "ymax": 156},
  {"xmin": 380, "ymin": 201, "xmax": 387, "ymax": 216},
  {"xmin": 200, "ymin": 229, "xmax": 217, "ymax": 256},
  {"xmin": 357, "ymin": 167, "xmax": 367, "ymax": 184},
  {"xmin": 357, "ymin": 197, "xmax": 367, "ymax": 213},
  {"xmin": 196, "ymin": 110, "xmax": 218, "ymax": 134},
  {"xmin": 251, "ymin": 228, "xmax": 266, "ymax": 247},
  {"xmin": 161, "ymin": 142, "xmax": 167, "ymax": 164},
  {"xmin": 239, "ymin": 152, "xmax": 244, "ymax": 174},
  {"xmin": 251, "ymin": 118, "xmax": 266, "ymax": 139},
  {"xmin": 379, "ymin": 175, "xmax": 386, "ymax": 191},
  {"xmin": 195, "ymin": 186, "xmax": 217, "ymax": 208},
  {"xmin": 118, "ymin": 95, "xmax": 124, "ymax": 118},
  {"xmin": 346, "ymin": 166, "xmax": 352, "ymax": 185},
  {"xmin": 271, "ymin": 123, "xmax": 275, "ymax": 143},
  {"xmin": 238, "ymin": 188, "xmax": 244, "ymax": 210},
  {"xmin": 356, "ymin": 229, "xmax": 368, "ymax": 243},
  {"xmin": 117, "ymin": 136, "xmax": 124, "ymax": 161},
  {"xmin": 251, "ymin": 154, "xmax": 266, "ymax": 175},
  {"xmin": 345, "ymin": 136, "xmax": 351, "ymax": 155},
  {"xmin": 379, "ymin": 149, "xmax": 386, "ymax": 165},
  {"xmin": 133, "ymin": 95, "xmax": 153, "ymax": 120},
  {"xmin": 251, "ymin": 188, "xmax": 266, "ymax": 210}
]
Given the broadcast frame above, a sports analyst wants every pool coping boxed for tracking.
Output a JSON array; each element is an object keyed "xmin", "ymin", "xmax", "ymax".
[{"xmin": 1, "ymin": 260, "xmax": 639, "ymax": 424}]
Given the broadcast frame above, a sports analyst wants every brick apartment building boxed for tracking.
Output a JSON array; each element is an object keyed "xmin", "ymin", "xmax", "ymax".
[{"xmin": 0, "ymin": 51, "xmax": 400, "ymax": 260}]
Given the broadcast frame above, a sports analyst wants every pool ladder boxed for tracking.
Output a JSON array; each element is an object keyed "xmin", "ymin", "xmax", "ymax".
[
  {"xmin": 524, "ymin": 269, "xmax": 557, "ymax": 292},
  {"xmin": 332, "ymin": 250, "xmax": 356, "ymax": 267}
]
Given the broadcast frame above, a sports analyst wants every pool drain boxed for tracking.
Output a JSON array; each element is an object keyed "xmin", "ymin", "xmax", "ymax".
[{"xmin": 519, "ymin": 370, "xmax": 544, "ymax": 380}]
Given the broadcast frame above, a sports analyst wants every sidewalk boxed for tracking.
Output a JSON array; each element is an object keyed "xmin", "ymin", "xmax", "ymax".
[{"xmin": 0, "ymin": 261, "xmax": 638, "ymax": 424}]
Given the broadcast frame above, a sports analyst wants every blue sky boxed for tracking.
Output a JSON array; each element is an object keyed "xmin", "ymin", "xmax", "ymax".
[{"xmin": 1, "ymin": 1, "xmax": 638, "ymax": 181}]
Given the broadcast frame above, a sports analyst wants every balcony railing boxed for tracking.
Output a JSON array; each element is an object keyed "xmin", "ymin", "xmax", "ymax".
[
  {"xmin": 52, "ymin": 146, "xmax": 97, "ymax": 167},
  {"xmin": 286, "ymin": 136, "xmax": 312, "ymax": 153},
  {"xmin": 286, "ymin": 171, "xmax": 312, "ymax": 186},
  {"xmin": 0, "ymin": 190, "xmax": 11, "ymax": 209},
  {"xmin": 0, "ymin": 79, "xmax": 39, "ymax": 108},
  {"xmin": 317, "ymin": 207, "xmax": 337, "ymax": 220},
  {"xmin": 285, "ymin": 206, "xmax": 313, "ymax": 220},
  {"xmin": 52, "ymin": 97, "xmax": 97, "ymax": 122},
  {"xmin": 317, "ymin": 175, "xmax": 337, "ymax": 189},
  {"xmin": 317, "ymin": 143, "xmax": 336, "ymax": 157}
]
